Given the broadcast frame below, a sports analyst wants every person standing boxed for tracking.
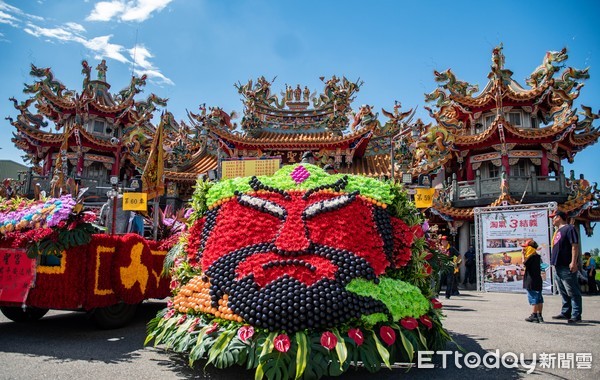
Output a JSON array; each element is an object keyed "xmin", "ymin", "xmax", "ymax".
[
  {"xmin": 583, "ymin": 252, "xmax": 597, "ymax": 294},
  {"xmin": 463, "ymin": 245, "xmax": 476, "ymax": 287},
  {"xmin": 550, "ymin": 210, "xmax": 582, "ymax": 323},
  {"xmin": 446, "ymin": 241, "xmax": 461, "ymax": 299},
  {"xmin": 522, "ymin": 239, "xmax": 544, "ymax": 323}
]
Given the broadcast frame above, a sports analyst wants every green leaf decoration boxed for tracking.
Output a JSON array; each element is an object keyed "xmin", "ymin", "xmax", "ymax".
[
  {"xmin": 371, "ymin": 331, "xmax": 391, "ymax": 369},
  {"xmin": 398, "ymin": 329, "xmax": 414, "ymax": 362},
  {"xmin": 358, "ymin": 338, "xmax": 381, "ymax": 373},
  {"xmin": 332, "ymin": 328, "xmax": 348, "ymax": 371},
  {"xmin": 154, "ymin": 317, "xmax": 178, "ymax": 346},
  {"xmin": 417, "ymin": 328, "xmax": 428, "ymax": 350},
  {"xmin": 294, "ymin": 332, "xmax": 308, "ymax": 380},
  {"xmin": 189, "ymin": 324, "xmax": 214, "ymax": 366},
  {"xmin": 260, "ymin": 352, "xmax": 290, "ymax": 380},
  {"xmin": 207, "ymin": 329, "xmax": 235, "ymax": 366},
  {"xmin": 346, "ymin": 277, "xmax": 430, "ymax": 321},
  {"xmin": 254, "ymin": 332, "xmax": 276, "ymax": 380}
]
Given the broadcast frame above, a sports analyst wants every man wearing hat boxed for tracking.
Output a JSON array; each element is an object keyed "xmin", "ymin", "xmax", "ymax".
[{"xmin": 549, "ymin": 210, "xmax": 582, "ymax": 323}]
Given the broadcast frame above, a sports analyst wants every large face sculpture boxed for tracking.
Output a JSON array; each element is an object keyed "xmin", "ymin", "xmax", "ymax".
[{"xmin": 177, "ymin": 167, "xmax": 414, "ymax": 333}]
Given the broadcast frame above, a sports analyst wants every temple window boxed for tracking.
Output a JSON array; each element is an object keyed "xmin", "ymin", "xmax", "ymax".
[
  {"xmin": 530, "ymin": 117, "xmax": 538, "ymax": 129},
  {"xmin": 484, "ymin": 114, "xmax": 495, "ymax": 128},
  {"xmin": 84, "ymin": 163, "xmax": 109, "ymax": 181},
  {"xmin": 93, "ymin": 120, "xmax": 106, "ymax": 133},
  {"xmin": 510, "ymin": 160, "xmax": 527, "ymax": 177},
  {"xmin": 483, "ymin": 162, "xmax": 500, "ymax": 179},
  {"xmin": 508, "ymin": 112, "xmax": 522, "ymax": 127}
]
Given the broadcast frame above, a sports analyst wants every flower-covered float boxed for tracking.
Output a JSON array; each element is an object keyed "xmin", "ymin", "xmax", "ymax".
[
  {"xmin": 146, "ymin": 164, "xmax": 451, "ymax": 379},
  {"xmin": 0, "ymin": 195, "xmax": 171, "ymax": 328}
]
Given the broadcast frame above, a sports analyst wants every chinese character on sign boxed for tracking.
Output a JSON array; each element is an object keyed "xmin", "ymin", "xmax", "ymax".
[
  {"xmin": 539, "ymin": 353, "xmax": 556, "ymax": 369},
  {"xmin": 557, "ymin": 352, "xmax": 574, "ymax": 369},
  {"xmin": 575, "ymin": 353, "xmax": 592, "ymax": 369}
]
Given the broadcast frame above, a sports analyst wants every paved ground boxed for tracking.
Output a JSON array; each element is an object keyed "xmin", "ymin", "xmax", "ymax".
[{"xmin": 0, "ymin": 290, "xmax": 598, "ymax": 379}]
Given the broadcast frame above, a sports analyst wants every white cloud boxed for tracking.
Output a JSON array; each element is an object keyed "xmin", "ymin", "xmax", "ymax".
[
  {"xmin": 1, "ymin": 1, "xmax": 172, "ymax": 86},
  {"xmin": 83, "ymin": 35, "xmax": 129, "ymax": 63},
  {"xmin": 0, "ymin": 0, "xmax": 44, "ymax": 22},
  {"xmin": 86, "ymin": 0, "xmax": 125, "ymax": 21},
  {"xmin": 64, "ymin": 22, "xmax": 86, "ymax": 33},
  {"xmin": 0, "ymin": 10, "xmax": 19, "ymax": 27},
  {"xmin": 134, "ymin": 67, "xmax": 174, "ymax": 85},
  {"xmin": 128, "ymin": 44, "xmax": 174, "ymax": 85},
  {"xmin": 86, "ymin": 0, "xmax": 172, "ymax": 22},
  {"xmin": 23, "ymin": 22, "xmax": 82, "ymax": 42},
  {"xmin": 128, "ymin": 44, "xmax": 153, "ymax": 70},
  {"xmin": 120, "ymin": 0, "xmax": 172, "ymax": 22}
]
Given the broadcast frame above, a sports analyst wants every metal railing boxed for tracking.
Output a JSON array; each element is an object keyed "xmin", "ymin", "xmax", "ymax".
[{"xmin": 451, "ymin": 168, "xmax": 567, "ymax": 204}]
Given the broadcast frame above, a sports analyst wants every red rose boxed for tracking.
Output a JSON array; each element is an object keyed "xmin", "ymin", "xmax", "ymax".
[
  {"xmin": 379, "ymin": 325, "xmax": 396, "ymax": 346},
  {"xmin": 431, "ymin": 298, "xmax": 443, "ymax": 309},
  {"xmin": 424, "ymin": 252, "xmax": 433, "ymax": 260},
  {"xmin": 419, "ymin": 315, "xmax": 433, "ymax": 330},
  {"xmin": 400, "ymin": 317, "xmax": 418, "ymax": 330},
  {"xmin": 320, "ymin": 331, "xmax": 337, "ymax": 350},
  {"xmin": 274, "ymin": 334, "xmax": 291, "ymax": 353},
  {"xmin": 348, "ymin": 328, "xmax": 364, "ymax": 346}
]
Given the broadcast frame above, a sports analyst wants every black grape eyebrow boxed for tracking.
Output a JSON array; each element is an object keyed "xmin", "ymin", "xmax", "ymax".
[
  {"xmin": 302, "ymin": 176, "xmax": 349, "ymax": 200},
  {"xmin": 248, "ymin": 176, "xmax": 291, "ymax": 199},
  {"xmin": 237, "ymin": 194, "xmax": 287, "ymax": 220},
  {"xmin": 302, "ymin": 191, "xmax": 359, "ymax": 220}
]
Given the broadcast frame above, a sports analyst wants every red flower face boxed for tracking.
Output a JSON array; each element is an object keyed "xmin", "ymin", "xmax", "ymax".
[
  {"xmin": 201, "ymin": 192, "xmax": 390, "ymax": 281},
  {"xmin": 194, "ymin": 182, "xmax": 410, "ymax": 333}
]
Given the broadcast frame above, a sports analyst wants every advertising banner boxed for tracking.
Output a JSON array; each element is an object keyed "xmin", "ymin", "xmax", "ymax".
[
  {"xmin": 478, "ymin": 206, "xmax": 552, "ymax": 294},
  {"xmin": 0, "ymin": 248, "xmax": 37, "ymax": 303}
]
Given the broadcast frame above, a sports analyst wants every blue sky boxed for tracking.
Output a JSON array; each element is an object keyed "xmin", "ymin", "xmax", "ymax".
[{"xmin": 1, "ymin": 0, "xmax": 599, "ymax": 250}]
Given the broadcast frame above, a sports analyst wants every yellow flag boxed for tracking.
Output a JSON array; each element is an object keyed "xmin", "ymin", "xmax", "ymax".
[
  {"xmin": 414, "ymin": 188, "xmax": 435, "ymax": 208},
  {"xmin": 141, "ymin": 121, "xmax": 165, "ymax": 200}
]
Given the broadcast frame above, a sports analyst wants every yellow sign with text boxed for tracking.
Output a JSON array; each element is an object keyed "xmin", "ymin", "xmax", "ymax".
[
  {"xmin": 221, "ymin": 158, "xmax": 281, "ymax": 179},
  {"xmin": 414, "ymin": 188, "xmax": 435, "ymax": 208},
  {"xmin": 122, "ymin": 192, "xmax": 148, "ymax": 211}
]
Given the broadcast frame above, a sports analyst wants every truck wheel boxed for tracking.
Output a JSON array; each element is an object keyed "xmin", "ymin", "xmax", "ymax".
[
  {"xmin": 0, "ymin": 306, "xmax": 49, "ymax": 322},
  {"xmin": 91, "ymin": 303, "xmax": 138, "ymax": 329}
]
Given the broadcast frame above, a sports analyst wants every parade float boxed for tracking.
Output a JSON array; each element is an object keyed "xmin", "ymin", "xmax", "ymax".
[
  {"xmin": 146, "ymin": 164, "xmax": 451, "ymax": 379},
  {"xmin": 0, "ymin": 193, "xmax": 172, "ymax": 328}
]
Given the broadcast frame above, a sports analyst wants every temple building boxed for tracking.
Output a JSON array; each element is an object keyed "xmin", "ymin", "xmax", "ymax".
[
  {"xmin": 7, "ymin": 46, "xmax": 600, "ymax": 249},
  {"xmin": 8, "ymin": 60, "xmax": 169, "ymax": 197}
]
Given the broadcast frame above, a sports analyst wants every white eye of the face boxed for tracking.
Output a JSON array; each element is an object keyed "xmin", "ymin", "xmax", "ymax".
[
  {"xmin": 303, "ymin": 193, "xmax": 357, "ymax": 220},
  {"xmin": 238, "ymin": 194, "xmax": 287, "ymax": 219}
]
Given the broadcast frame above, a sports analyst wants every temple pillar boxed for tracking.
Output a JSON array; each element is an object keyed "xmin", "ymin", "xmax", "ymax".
[
  {"xmin": 111, "ymin": 145, "xmax": 122, "ymax": 177},
  {"xmin": 501, "ymin": 155, "xmax": 510, "ymax": 176},
  {"xmin": 541, "ymin": 152, "xmax": 549, "ymax": 176},
  {"xmin": 466, "ymin": 156, "xmax": 475, "ymax": 181},
  {"xmin": 43, "ymin": 151, "xmax": 53, "ymax": 176}
]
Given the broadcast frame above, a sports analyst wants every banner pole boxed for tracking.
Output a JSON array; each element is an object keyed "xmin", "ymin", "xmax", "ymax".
[{"xmin": 153, "ymin": 198, "xmax": 159, "ymax": 241}]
